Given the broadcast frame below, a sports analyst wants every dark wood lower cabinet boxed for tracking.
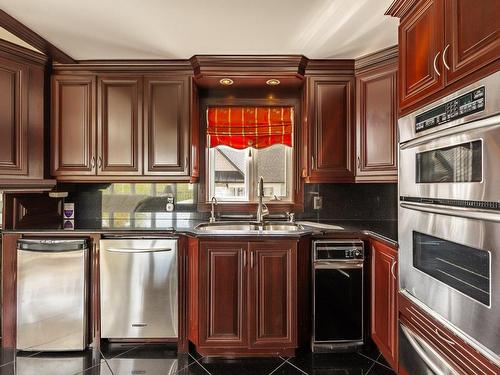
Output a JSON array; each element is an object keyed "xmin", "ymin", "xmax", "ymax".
[
  {"xmin": 370, "ymin": 239, "xmax": 398, "ymax": 370},
  {"xmin": 188, "ymin": 238, "xmax": 307, "ymax": 356}
]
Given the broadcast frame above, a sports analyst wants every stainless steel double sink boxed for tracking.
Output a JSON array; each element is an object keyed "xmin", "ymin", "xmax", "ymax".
[{"xmin": 195, "ymin": 221, "xmax": 305, "ymax": 233}]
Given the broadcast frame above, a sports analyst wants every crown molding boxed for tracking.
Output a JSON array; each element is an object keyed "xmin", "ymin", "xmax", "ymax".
[
  {"xmin": 52, "ymin": 60, "xmax": 193, "ymax": 73},
  {"xmin": 0, "ymin": 9, "xmax": 75, "ymax": 63},
  {"xmin": 385, "ymin": 0, "xmax": 419, "ymax": 18},
  {"xmin": 355, "ymin": 45, "xmax": 398, "ymax": 72},
  {"xmin": 305, "ymin": 59, "xmax": 355, "ymax": 75},
  {"xmin": 0, "ymin": 38, "xmax": 47, "ymax": 65}
]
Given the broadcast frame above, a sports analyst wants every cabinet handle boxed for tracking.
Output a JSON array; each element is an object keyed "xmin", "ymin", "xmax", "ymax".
[
  {"xmin": 357, "ymin": 156, "xmax": 361, "ymax": 170},
  {"xmin": 442, "ymin": 44, "xmax": 450, "ymax": 71},
  {"xmin": 98, "ymin": 156, "xmax": 103, "ymax": 169},
  {"xmin": 391, "ymin": 260, "xmax": 397, "ymax": 280},
  {"xmin": 311, "ymin": 156, "xmax": 315, "ymax": 169},
  {"xmin": 90, "ymin": 156, "xmax": 95, "ymax": 169},
  {"xmin": 433, "ymin": 52, "xmax": 441, "ymax": 76},
  {"xmin": 250, "ymin": 251, "xmax": 254, "ymax": 268},
  {"xmin": 435, "ymin": 328, "xmax": 455, "ymax": 346},
  {"xmin": 243, "ymin": 251, "xmax": 247, "ymax": 267}
]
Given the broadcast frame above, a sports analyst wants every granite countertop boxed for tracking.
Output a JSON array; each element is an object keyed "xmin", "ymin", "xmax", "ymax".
[{"xmin": 2, "ymin": 219, "xmax": 398, "ymax": 246}]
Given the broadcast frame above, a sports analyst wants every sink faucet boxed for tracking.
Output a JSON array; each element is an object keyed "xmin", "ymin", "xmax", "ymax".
[
  {"xmin": 209, "ymin": 196, "xmax": 218, "ymax": 223},
  {"xmin": 256, "ymin": 176, "xmax": 269, "ymax": 224}
]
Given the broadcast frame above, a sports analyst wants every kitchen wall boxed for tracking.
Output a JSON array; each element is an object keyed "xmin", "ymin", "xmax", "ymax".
[{"xmin": 61, "ymin": 181, "xmax": 397, "ymax": 229}]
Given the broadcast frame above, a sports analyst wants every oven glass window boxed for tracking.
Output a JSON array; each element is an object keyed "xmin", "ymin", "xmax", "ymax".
[
  {"xmin": 416, "ymin": 140, "xmax": 482, "ymax": 183},
  {"xmin": 413, "ymin": 231, "xmax": 490, "ymax": 306}
]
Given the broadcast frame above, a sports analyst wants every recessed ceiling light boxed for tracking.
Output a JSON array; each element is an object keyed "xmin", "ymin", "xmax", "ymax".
[
  {"xmin": 219, "ymin": 78, "xmax": 234, "ymax": 86},
  {"xmin": 266, "ymin": 79, "xmax": 280, "ymax": 86}
]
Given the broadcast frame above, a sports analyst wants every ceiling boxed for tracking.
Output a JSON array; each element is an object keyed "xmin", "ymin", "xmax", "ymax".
[{"xmin": 0, "ymin": 0, "xmax": 398, "ymax": 60}]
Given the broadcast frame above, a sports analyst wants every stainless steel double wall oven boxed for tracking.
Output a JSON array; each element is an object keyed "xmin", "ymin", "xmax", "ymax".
[{"xmin": 398, "ymin": 71, "xmax": 500, "ymax": 363}]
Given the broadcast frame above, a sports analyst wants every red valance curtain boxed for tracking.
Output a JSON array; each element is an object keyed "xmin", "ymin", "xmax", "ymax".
[{"xmin": 207, "ymin": 106, "xmax": 293, "ymax": 149}]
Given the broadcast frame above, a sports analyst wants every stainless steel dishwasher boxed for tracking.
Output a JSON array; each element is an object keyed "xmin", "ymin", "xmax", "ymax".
[
  {"xmin": 16, "ymin": 238, "xmax": 89, "ymax": 351},
  {"xmin": 100, "ymin": 238, "xmax": 178, "ymax": 339}
]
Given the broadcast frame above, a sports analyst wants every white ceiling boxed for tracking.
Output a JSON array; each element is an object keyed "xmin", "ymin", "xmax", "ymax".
[{"xmin": 0, "ymin": 0, "xmax": 398, "ymax": 60}]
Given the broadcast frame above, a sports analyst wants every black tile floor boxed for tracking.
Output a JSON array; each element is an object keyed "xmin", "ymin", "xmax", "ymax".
[{"xmin": 0, "ymin": 344, "xmax": 396, "ymax": 375}]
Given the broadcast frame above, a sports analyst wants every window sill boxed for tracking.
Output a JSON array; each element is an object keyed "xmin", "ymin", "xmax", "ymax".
[{"xmin": 197, "ymin": 201, "xmax": 303, "ymax": 214}]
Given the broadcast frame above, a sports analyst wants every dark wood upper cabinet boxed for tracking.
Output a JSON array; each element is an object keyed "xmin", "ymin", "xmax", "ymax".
[
  {"xmin": 51, "ymin": 75, "xmax": 96, "ymax": 176},
  {"xmin": 398, "ymin": 0, "xmax": 445, "ymax": 111},
  {"xmin": 307, "ymin": 76, "xmax": 355, "ymax": 183},
  {"xmin": 371, "ymin": 239, "xmax": 398, "ymax": 370},
  {"xmin": 143, "ymin": 76, "xmax": 189, "ymax": 176},
  {"xmin": 444, "ymin": 0, "xmax": 500, "ymax": 84},
  {"xmin": 198, "ymin": 241, "xmax": 248, "ymax": 348},
  {"xmin": 0, "ymin": 57, "xmax": 28, "ymax": 176},
  {"xmin": 356, "ymin": 63, "xmax": 398, "ymax": 182},
  {"xmin": 0, "ymin": 46, "xmax": 48, "ymax": 186},
  {"xmin": 97, "ymin": 76, "xmax": 142, "ymax": 175},
  {"xmin": 249, "ymin": 241, "xmax": 296, "ymax": 348}
]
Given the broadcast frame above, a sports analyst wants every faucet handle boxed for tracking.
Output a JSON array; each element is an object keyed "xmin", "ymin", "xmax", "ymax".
[{"xmin": 286, "ymin": 212, "xmax": 295, "ymax": 223}]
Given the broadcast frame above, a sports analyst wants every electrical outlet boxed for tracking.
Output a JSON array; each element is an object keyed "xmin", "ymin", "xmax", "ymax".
[{"xmin": 313, "ymin": 196, "xmax": 323, "ymax": 210}]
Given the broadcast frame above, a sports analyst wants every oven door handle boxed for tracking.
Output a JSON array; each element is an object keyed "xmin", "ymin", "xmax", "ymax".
[
  {"xmin": 400, "ymin": 201, "xmax": 500, "ymax": 223},
  {"xmin": 314, "ymin": 261, "xmax": 363, "ymax": 269}
]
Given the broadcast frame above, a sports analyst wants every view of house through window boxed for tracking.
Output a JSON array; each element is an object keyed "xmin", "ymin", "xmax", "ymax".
[{"xmin": 208, "ymin": 144, "xmax": 292, "ymax": 202}]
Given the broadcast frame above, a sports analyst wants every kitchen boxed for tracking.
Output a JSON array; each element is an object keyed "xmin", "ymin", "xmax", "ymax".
[{"xmin": 0, "ymin": 0, "xmax": 498, "ymax": 374}]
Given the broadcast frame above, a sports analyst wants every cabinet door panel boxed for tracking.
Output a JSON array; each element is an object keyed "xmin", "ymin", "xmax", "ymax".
[
  {"xmin": 371, "ymin": 240, "xmax": 398, "ymax": 369},
  {"xmin": 356, "ymin": 66, "xmax": 397, "ymax": 181},
  {"xmin": 399, "ymin": 0, "xmax": 444, "ymax": 110},
  {"xmin": 0, "ymin": 58, "xmax": 28, "ymax": 175},
  {"xmin": 249, "ymin": 241, "xmax": 296, "ymax": 348},
  {"xmin": 51, "ymin": 75, "xmax": 96, "ymax": 176},
  {"xmin": 144, "ymin": 77, "xmax": 189, "ymax": 175},
  {"xmin": 308, "ymin": 76, "xmax": 355, "ymax": 182},
  {"xmin": 98, "ymin": 77, "xmax": 142, "ymax": 175},
  {"xmin": 199, "ymin": 242, "xmax": 248, "ymax": 347},
  {"xmin": 445, "ymin": 0, "xmax": 500, "ymax": 84}
]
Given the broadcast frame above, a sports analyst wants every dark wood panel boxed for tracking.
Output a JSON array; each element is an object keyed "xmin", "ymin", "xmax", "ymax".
[
  {"xmin": 97, "ymin": 76, "xmax": 142, "ymax": 175},
  {"xmin": 187, "ymin": 236, "xmax": 200, "ymax": 346},
  {"xmin": 0, "ymin": 56, "xmax": 28, "ymax": 175},
  {"xmin": 144, "ymin": 76, "xmax": 189, "ymax": 175},
  {"xmin": 356, "ymin": 63, "xmax": 398, "ymax": 182},
  {"xmin": 371, "ymin": 240, "xmax": 398, "ymax": 370},
  {"xmin": 444, "ymin": 0, "xmax": 500, "ymax": 84},
  {"xmin": 51, "ymin": 75, "xmax": 96, "ymax": 176},
  {"xmin": 249, "ymin": 241, "xmax": 296, "ymax": 348},
  {"xmin": 177, "ymin": 235, "xmax": 189, "ymax": 353},
  {"xmin": 399, "ymin": 0, "xmax": 444, "ymax": 110},
  {"xmin": 199, "ymin": 241, "xmax": 248, "ymax": 347},
  {"xmin": 1, "ymin": 233, "xmax": 21, "ymax": 348},
  {"xmin": 307, "ymin": 76, "xmax": 355, "ymax": 182}
]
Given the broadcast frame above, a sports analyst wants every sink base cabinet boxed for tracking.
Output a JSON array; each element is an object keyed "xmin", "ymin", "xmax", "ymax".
[{"xmin": 188, "ymin": 238, "xmax": 309, "ymax": 357}]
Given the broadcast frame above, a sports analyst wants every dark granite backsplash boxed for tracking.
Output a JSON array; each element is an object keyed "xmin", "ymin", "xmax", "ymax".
[
  {"xmin": 299, "ymin": 183, "xmax": 397, "ymax": 221},
  {"xmin": 60, "ymin": 182, "xmax": 397, "ymax": 229}
]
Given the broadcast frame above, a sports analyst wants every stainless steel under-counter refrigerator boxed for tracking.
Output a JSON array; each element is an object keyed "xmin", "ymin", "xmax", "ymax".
[{"xmin": 100, "ymin": 238, "xmax": 178, "ymax": 339}]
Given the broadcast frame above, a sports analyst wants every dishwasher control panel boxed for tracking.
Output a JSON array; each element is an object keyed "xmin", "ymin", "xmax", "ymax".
[{"xmin": 313, "ymin": 240, "xmax": 364, "ymax": 261}]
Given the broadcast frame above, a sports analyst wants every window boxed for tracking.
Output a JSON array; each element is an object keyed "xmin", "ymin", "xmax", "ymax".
[{"xmin": 208, "ymin": 144, "xmax": 293, "ymax": 202}]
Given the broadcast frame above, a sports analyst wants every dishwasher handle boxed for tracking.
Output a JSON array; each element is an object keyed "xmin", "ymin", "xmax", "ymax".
[
  {"xmin": 106, "ymin": 247, "xmax": 172, "ymax": 253},
  {"xmin": 17, "ymin": 239, "xmax": 88, "ymax": 252}
]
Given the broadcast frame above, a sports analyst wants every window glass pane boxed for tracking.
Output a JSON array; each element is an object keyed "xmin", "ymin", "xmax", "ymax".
[
  {"xmin": 211, "ymin": 146, "xmax": 248, "ymax": 201},
  {"xmin": 256, "ymin": 145, "xmax": 290, "ymax": 200}
]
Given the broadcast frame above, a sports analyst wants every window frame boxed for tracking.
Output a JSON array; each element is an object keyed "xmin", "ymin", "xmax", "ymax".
[{"xmin": 198, "ymin": 97, "xmax": 304, "ymax": 213}]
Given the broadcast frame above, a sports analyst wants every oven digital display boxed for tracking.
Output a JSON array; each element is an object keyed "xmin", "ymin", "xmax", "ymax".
[
  {"xmin": 416, "ymin": 140, "xmax": 482, "ymax": 183},
  {"xmin": 415, "ymin": 87, "xmax": 485, "ymax": 133},
  {"xmin": 413, "ymin": 231, "xmax": 490, "ymax": 306}
]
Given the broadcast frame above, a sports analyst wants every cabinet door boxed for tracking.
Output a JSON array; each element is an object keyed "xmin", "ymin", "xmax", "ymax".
[
  {"xmin": 97, "ymin": 76, "xmax": 142, "ymax": 175},
  {"xmin": 356, "ymin": 65, "xmax": 398, "ymax": 182},
  {"xmin": 399, "ymin": 0, "xmax": 445, "ymax": 110},
  {"xmin": 249, "ymin": 241, "xmax": 296, "ymax": 348},
  {"xmin": 307, "ymin": 76, "xmax": 355, "ymax": 182},
  {"xmin": 144, "ymin": 76, "xmax": 190, "ymax": 176},
  {"xmin": 444, "ymin": 0, "xmax": 500, "ymax": 84},
  {"xmin": 371, "ymin": 240, "xmax": 398, "ymax": 370},
  {"xmin": 0, "ymin": 57, "xmax": 28, "ymax": 176},
  {"xmin": 51, "ymin": 75, "xmax": 96, "ymax": 176},
  {"xmin": 199, "ymin": 241, "xmax": 248, "ymax": 347}
]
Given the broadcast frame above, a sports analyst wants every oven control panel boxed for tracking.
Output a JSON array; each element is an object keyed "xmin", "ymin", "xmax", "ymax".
[{"xmin": 415, "ymin": 86, "xmax": 485, "ymax": 133}]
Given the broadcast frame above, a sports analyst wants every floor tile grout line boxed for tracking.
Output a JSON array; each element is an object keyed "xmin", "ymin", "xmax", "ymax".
[
  {"xmin": 365, "ymin": 353, "xmax": 382, "ymax": 375},
  {"xmin": 174, "ymin": 353, "xmax": 205, "ymax": 374},
  {"xmin": 280, "ymin": 357, "xmax": 309, "ymax": 375},
  {"xmin": 99, "ymin": 347, "xmax": 116, "ymax": 375},
  {"xmin": 0, "ymin": 350, "xmax": 42, "ymax": 369},
  {"xmin": 357, "ymin": 351, "xmax": 395, "ymax": 372},
  {"xmin": 188, "ymin": 352, "xmax": 211, "ymax": 375},
  {"xmin": 268, "ymin": 360, "xmax": 287, "ymax": 375}
]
